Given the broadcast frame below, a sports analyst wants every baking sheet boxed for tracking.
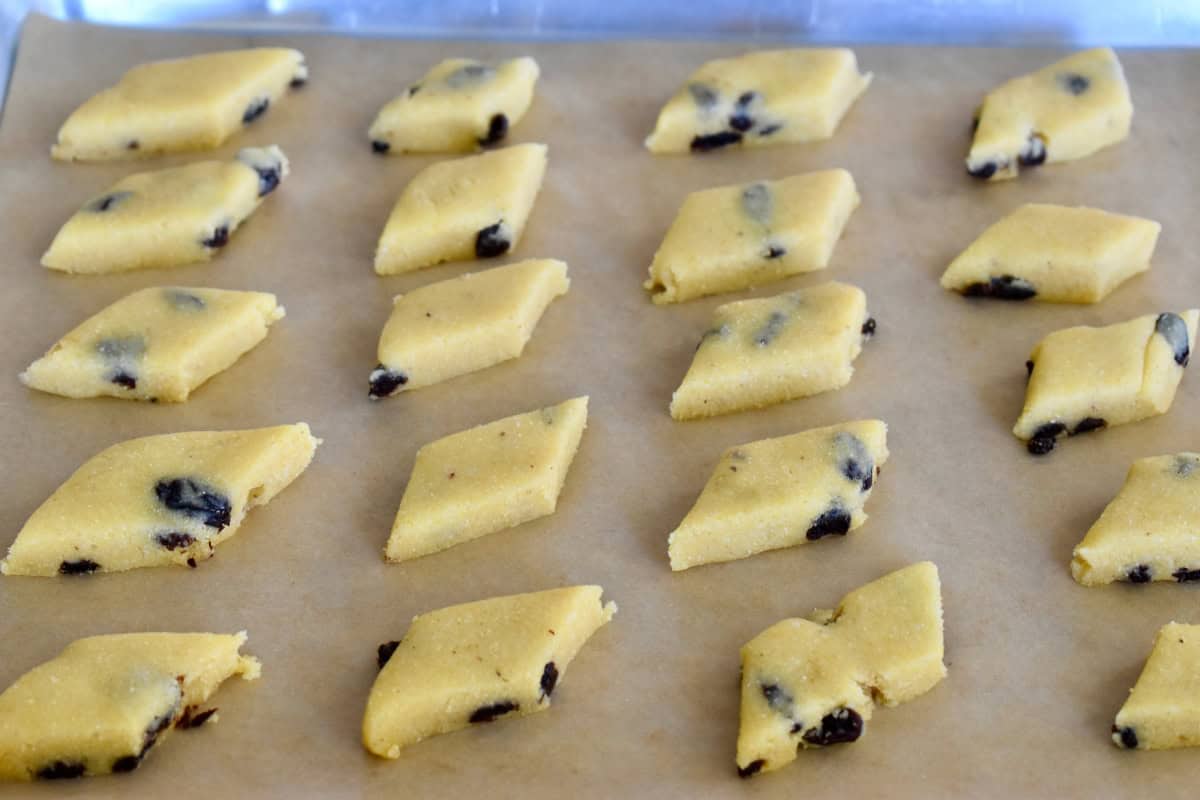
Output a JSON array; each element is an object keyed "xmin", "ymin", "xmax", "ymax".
[{"xmin": 2, "ymin": 14, "xmax": 1200, "ymax": 798}]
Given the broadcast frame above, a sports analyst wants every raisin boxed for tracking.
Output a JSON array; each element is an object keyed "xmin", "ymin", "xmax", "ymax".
[
  {"xmin": 757, "ymin": 123, "xmax": 782, "ymax": 137},
  {"xmin": 1173, "ymin": 568, "xmax": 1200, "ymax": 583},
  {"xmin": 1061, "ymin": 73, "xmax": 1090, "ymax": 95},
  {"xmin": 37, "ymin": 761, "xmax": 86, "ymax": 780},
  {"xmin": 967, "ymin": 161, "xmax": 999, "ymax": 180},
  {"xmin": 1025, "ymin": 360, "xmax": 1034, "ymax": 378},
  {"xmin": 861, "ymin": 317, "xmax": 877, "ymax": 338},
  {"xmin": 690, "ymin": 131, "xmax": 743, "ymax": 152},
  {"xmin": 377, "ymin": 640, "xmax": 401, "ymax": 669},
  {"xmin": 1073, "ymin": 417, "xmax": 1107, "ymax": 435},
  {"xmin": 165, "ymin": 290, "xmax": 206, "ymax": 310},
  {"xmin": 187, "ymin": 558, "xmax": 197, "ymax": 568},
  {"xmin": 112, "ymin": 755, "xmax": 141, "ymax": 773},
  {"xmin": 1027, "ymin": 422, "xmax": 1066, "ymax": 456},
  {"xmin": 87, "ymin": 191, "xmax": 133, "ymax": 213},
  {"xmin": 540, "ymin": 661, "xmax": 559, "ymax": 699},
  {"xmin": 111, "ymin": 371, "xmax": 137, "ymax": 390},
  {"xmin": 729, "ymin": 113, "xmax": 754, "ymax": 132},
  {"xmin": 1127, "ymin": 565, "xmax": 1152, "ymax": 583},
  {"xmin": 155, "ymin": 478, "xmax": 232, "ymax": 529},
  {"xmin": 469, "ymin": 700, "xmax": 518, "ymax": 723},
  {"xmin": 802, "ymin": 707, "xmax": 863, "ymax": 746},
  {"xmin": 177, "ymin": 706, "xmax": 218, "ymax": 729},
  {"xmin": 127, "ymin": 140, "xmax": 140, "ymax": 150},
  {"xmin": 479, "ymin": 113, "xmax": 509, "ymax": 146},
  {"xmin": 251, "ymin": 164, "xmax": 283, "ymax": 197},
  {"xmin": 1018, "ymin": 133, "xmax": 1047, "ymax": 167},
  {"xmin": 834, "ymin": 431, "xmax": 874, "ymax": 491},
  {"xmin": 155, "ymin": 532, "xmax": 195, "ymax": 551},
  {"xmin": 202, "ymin": 225, "xmax": 229, "ymax": 249},
  {"xmin": 962, "ymin": 275, "xmax": 1037, "ymax": 300},
  {"xmin": 371, "ymin": 140, "xmax": 391, "ymax": 154},
  {"xmin": 289, "ymin": 75, "xmax": 307, "ymax": 89},
  {"xmin": 753, "ymin": 311, "xmax": 788, "ymax": 347},
  {"xmin": 764, "ymin": 244, "xmax": 786, "ymax": 259},
  {"xmin": 760, "ymin": 682, "xmax": 793, "ymax": 714},
  {"xmin": 408, "ymin": 85, "xmax": 421, "ymax": 97},
  {"xmin": 1155, "ymin": 312, "xmax": 1191, "ymax": 366},
  {"xmin": 687, "ymin": 83, "xmax": 719, "ymax": 108},
  {"xmin": 475, "ymin": 222, "xmax": 510, "ymax": 258},
  {"xmin": 368, "ymin": 365, "xmax": 408, "ymax": 399},
  {"xmin": 737, "ymin": 759, "xmax": 766, "ymax": 779},
  {"xmin": 59, "ymin": 559, "xmax": 99, "ymax": 575},
  {"xmin": 242, "ymin": 98, "xmax": 270, "ymax": 124},
  {"xmin": 806, "ymin": 507, "xmax": 852, "ymax": 540},
  {"xmin": 1112, "ymin": 725, "xmax": 1138, "ymax": 749}
]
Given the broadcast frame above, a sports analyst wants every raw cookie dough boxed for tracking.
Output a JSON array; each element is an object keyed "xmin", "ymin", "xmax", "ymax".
[
  {"xmin": 966, "ymin": 47, "xmax": 1132, "ymax": 181},
  {"xmin": 736, "ymin": 562, "xmax": 945, "ymax": 778},
  {"xmin": 53, "ymin": 49, "xmax": 306, "ymax": 161},
  {"xmin": 385, "ymin": 397, "xmax": 587, "ymax": 562},
  {"xmin": 940, "ymin": 203, "xmax": 1160, "ymax": 303},
  {"xmin": 645, "ymin": 49, "xmax": 871, "ymax": 154},
  {"xmin": 368, "ymin": 57, "xmax": 540, "ymax": 153},
  {"xmin": 1015, "ymin": 310, "xmax": 1198, "ymax": 455},
  {"xmin": 645, "ymin": 169, "xmax": 860, "ymax": 304},
  {"xmin": 1072, "ymin": 453, "xmax": 1200, "ymax": 586},
  {"xmin": 1112, "ymin": 623, "xmax": 1200, "ymax": 750},
  {"xmin": 369, "ymin": 259, "xmax": 568, "ymax": 399},
  {"xmin": 21, "ymin": 287, "xmax": 284, "ymax": 403},
  {"xmin": 670, "ymin": 281, "xmax": 873, "ymax": 420},
  {"xmin": 363, "ymin": 585, "xmax": 615, "ymax": 758},
  {"xmin": 1, "ymin": 424, "xmax": 319, "ymax": 576},
  {"xmin": 668, "ymin": 420, "xmax": 888, "ymax": 571},
  {"xmin": 0, "ymin": 632, "xmax": 259, "ymax": 781},
  {"xmin": 43, "ymin": 146, "xmax": 290, "ymax": 274},
  {"xmin": 373, "ymin": 143, "xmax": 547, "ymax": 275}
]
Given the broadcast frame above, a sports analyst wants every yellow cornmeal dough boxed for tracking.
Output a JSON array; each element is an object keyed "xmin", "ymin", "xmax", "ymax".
[
  {"xmin": 43, "ymin": 146, "xmax": 290, "ymax": 274},
  {"xmin": 966, "ymin": 47, "xmax": 1132, "ymax": 181},
  {"xmin": 1072, "ymin": 454, "xmax": 1200, "ymax": 586},
  {"xmin": 369, "ymin": 259, "xmax": 568, "ymax": 399},
  {"xmin": 1, "ymin": 424, "xmax": 319, "ymax": 577},
  {"xmin": 1015, "ymin": 310, "xmax": 1198, "ymax": 455},
  {"xmin": 670, "ymin": 281, "xmax": 873, "ymax": 420},
  {"xmin": 363, "ymin": 585, "xmax": 614, "ymax": 758},
  {"xmin": 53, "ymin": 49, "xmax": 306, "ymax": 161},
  {"xmin": 645, "ymin": 169, "xmax": 860, "ymax": 304},
  {"xmin": 368, "ymin": 57, "xmax": 539, "ymax": 153},
  {"xmin": 21, "ymin": 287, "xmax": 284, "ymax": 403},
  {"xmin": 668, "ymin": 421, "xmax": 888, "ymax": 571},
  {"xmin": 385, "ymin": 397, "xmax": 587, "ymax": 562},
  {"xmin": 941, "ymin": 204, "xmax": 1160, "ymax": 303},
  {"xmin": 0, "ymin": 632, "xmax": 259, "ymax": 781},
  {"xmin": 374, "ymin": 143, "xmax": 547, "ymax": 275},
  {"xmin": 736, "ymin": 562, "xmax": 945, "ymax": 778},
  {"xmin": 645, "ymin": 49, "xmax": 871, "ymax": 154},
  {"xmin": 1112, "ymin": 623, "xmax": 1200, "ymax": 750}
]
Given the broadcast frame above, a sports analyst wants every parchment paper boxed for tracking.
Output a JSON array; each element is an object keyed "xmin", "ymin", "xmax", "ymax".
[{"xmin": 2, "ymin": 14, "xmax": 1200, "ymax": 798}]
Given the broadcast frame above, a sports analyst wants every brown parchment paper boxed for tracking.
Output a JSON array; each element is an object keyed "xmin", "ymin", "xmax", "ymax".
[{"xmin": 2, "ymin": 14, "xmax": 1200, "ymax": 798}]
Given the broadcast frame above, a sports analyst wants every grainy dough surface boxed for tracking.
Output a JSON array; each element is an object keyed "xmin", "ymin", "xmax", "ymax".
[{"xmin": 2, "ymin": 15, "xmax": 1200, "ymax": 799}]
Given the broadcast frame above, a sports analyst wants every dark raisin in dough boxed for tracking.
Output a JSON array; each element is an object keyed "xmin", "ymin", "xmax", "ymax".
[
  {"xmin": 753, "ymin": 311, "xmax": 788, "ymax": 347},
  {"xmin": 1061, "ymin": 73, "xmax": 1091, "ymax": 95},
  {"xmin": 479, "ymin": 113, "xmax": 509, "ymax": 146},
  {"xmin": 154, "ymin": 478, "xmax": 232, "ymax": 529},
  {"xmin": 242, "ymin": 98, "xmax": 270, "ymax": 124},
  {"xmin": 475, "ymin": 222, "xmax": 511, "ymax": 258},
  {"xmin": 1127, "ymin": 564, "xmax": 1152, "ymax": 583},
  {"xmin": 1173, "ymin": 568, "xmax": 1200, "ymax": 583},
  {"xmin": 760, "ymin": 682, "xmax": 794, "ymax": 715},
  {"xmin": 807, "ymin": 507, "xmax": 852, "ymax": 540},
  {"xmin": 801, "ymin": 707, "xmax": 863, "ymax": 746},
  {"xmin": 468, "ymin": 700, "xmax": 519, "ymax": 723},
  {"xmin": 289, "ymin": 76, "xmax": 307, "ymax": 89},
  {"xmin": 1155, "ymin": 312, "xmax": 1191, "ymax": 366},
  {"xmin": 36, "ymin": 760, "xmax": 87, "ymax": 780},
  {"xmin": 202, "ymin": 225, "xmax": 230, "ymax": 249},
  {"xmin": 690, "ymin": 131, "xmax": 743, "ymax": 152},
  {"xmin": 967, "ymin": 161, "xmax": 999, "ymax": 180},
  {"xmin": 1112, "ymin": 724, "xmax": 1138, "ymax": 749},
  {"xmin": 111, "ymin": 754, "xmax": 141, "ymax": 773},
  {"xmin": 368, "ymin": 366, "xmax": 409, "ymax": 399},
  {"xmin": 757, "ymin": 123, "xmax": 782, "ymax": 137},
  {"xmin": 58, "ymin": 559, "xmax": 100, "ymax": 575},
  {"xmin": 88, "ymin": 191, "xmax": 133, "ymax": 213},
  {"xmin": 764, "ymin": 244, "xmax": 786, "ymax": 259},
  {"xmin": 861, "ymin": 318, "xmax": 877, "ymax": 338},
  {"xmin": 687, "ymin": 83, "xmax": 719, "ymax": 109},
  {"xmin": 166, "ymin": 290, "xmax": 206, "ymax": 311},
  {"xmin": 127, "ymin": 140, "xmax": 140, "ymax": 150},
  {"xmin": 1025, "ymin": 360, "xmax": 1035, "ymax": 378},
  {"xmin": 1073, "ymin": 417, "xmax": 1107, "ymax": 435},
  {"xmin": 737, "ymin": 759, "xmax": 766, "ymax": 778},
  {"xmin": 371, "ymin": 140, "xmax": 391, "ymax": 154},
  {"xmin": 251, "ymin": 164, "xmax": 283, "ymax": 197},
  {"xmin": 155, "ymin": 532, "xmax": 196, "ymax": 551},
  {"xmin": 177, "ymin": 706, "xmax": 218, "ymax": 729},
  {"xmin": 1027, "ymin": 422, "xmax": 1066, "ymax": 456},
  {"xmin": 539, "ymin": 662, "xmax": 559, "ymax": 699},
  {"xmin": 962, "ymin": 275, "xmax": 1037, "ymax": 300},
  {"xmin": 1018, "ymin": 133, "xmax": 1047, "ymax": 167},
  {"xmin": 377, "ymin": 640, "xmax": 401, "ymax": 669},
  {"xmin": 110, "ymin": 371, "xmax": 137, "ymax": 390}
]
